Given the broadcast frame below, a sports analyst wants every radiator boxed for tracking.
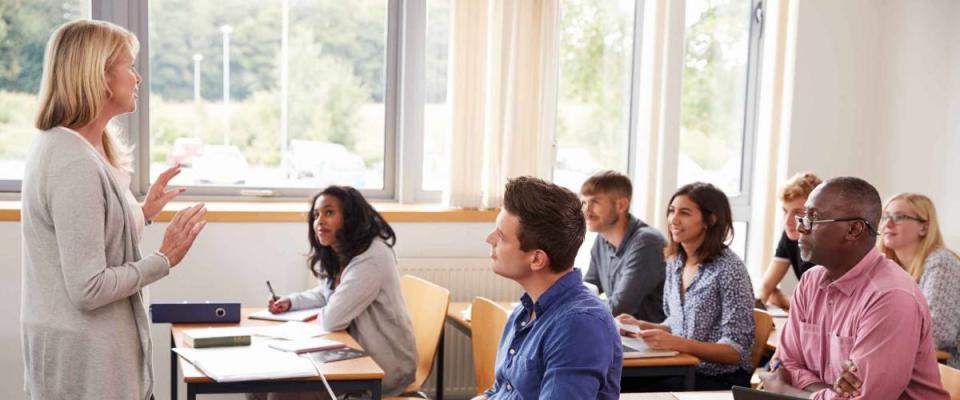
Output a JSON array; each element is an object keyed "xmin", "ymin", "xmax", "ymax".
[{"xmin": 397, "ymin": 258, "xmax": 523, "ymax": 400}]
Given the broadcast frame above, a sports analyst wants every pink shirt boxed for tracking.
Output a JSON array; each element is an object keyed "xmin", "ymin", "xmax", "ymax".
[{"xmin": 779, "ymin": 248, "xmax": 949, "ymax": 400}]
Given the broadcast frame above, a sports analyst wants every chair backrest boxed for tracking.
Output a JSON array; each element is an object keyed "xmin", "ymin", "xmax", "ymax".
[
  {"xmin": 751, "ymin": 309, "xmax": 775, "ymax": 369},
  {"xmin": 399, "ymin": 275, "xmax": 451, "ymax": 394},
  {"xmin": 940, "ymin": 363, "xmax": 960, "ymax": 400},
  {"xmin": 471, "ymin": 297, "xmax": 510, "ymax": 395}
]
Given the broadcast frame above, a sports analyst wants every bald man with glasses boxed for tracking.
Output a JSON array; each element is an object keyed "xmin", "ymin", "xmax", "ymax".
[{"xmin": 759, "ymin": 177, "xmax": 948, "ymax": 400}]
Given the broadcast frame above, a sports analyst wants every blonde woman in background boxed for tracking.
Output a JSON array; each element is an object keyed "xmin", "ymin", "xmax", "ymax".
[
  {"xmin": 758, "ymin": 172, "xmax": 822, "ymax": 310},
  {"xmin": 879, "ymin": 193, "xmax": 960, "ymax": 368},
  {"xmin": 21, "ymin": 20, "xmax": 207, "ymax": 399}
]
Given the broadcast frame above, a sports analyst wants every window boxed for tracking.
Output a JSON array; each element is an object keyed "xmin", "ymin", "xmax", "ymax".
[
  {"xmin": 676, "ymin": 0, "xmax": 762, "ymax": 203},
  {"xmin": 147, "ymin": 0, "xmax": 392, "ymax": 196},
  {"xmin": 0, "ymin": 1, "xmax": 91, "ymax": 191},
  {"xmin": 421, "ymin": 0, "xmax": 452, "ymax": 193},
  {"xmin": 554, "ymin": 0, "xmax": 638, "ymax": 192}
]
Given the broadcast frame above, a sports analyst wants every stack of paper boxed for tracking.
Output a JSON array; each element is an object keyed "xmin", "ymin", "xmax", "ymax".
[
  {"xmin": 256, "ymin": 321, "xmax": 330, "ymax": 341},
  {"xmin": 174, "ymin": 345, "xmax": 319, "ymax": 382},
  {"xmin": 268, "ymin": 337, "xmax": 346, "ymax": 354}
]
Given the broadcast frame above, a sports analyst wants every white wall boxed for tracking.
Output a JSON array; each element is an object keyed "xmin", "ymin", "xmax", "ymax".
[{"xmin": 874, "ymin": 0, "xmax": 960, "ymax": 249}]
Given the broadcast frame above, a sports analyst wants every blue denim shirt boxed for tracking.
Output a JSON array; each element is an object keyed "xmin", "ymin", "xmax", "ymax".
[{"xmin": 484, "ymin": 269, "xmax": 623, "ymax": 399}]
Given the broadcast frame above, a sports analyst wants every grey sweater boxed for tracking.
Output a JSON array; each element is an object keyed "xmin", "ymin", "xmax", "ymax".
[
  {"xmin": 20, "ymin": 127, "xmax": 169, "ymax": 400},
  {"xmin": 287, "ymin": 239, "xmax": 417, "ymax": 396}
]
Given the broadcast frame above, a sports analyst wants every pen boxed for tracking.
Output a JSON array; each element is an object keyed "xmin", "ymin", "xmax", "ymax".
[{"xmin": 266, "ymin": 280, "xmax": 279, "ymax": 301}]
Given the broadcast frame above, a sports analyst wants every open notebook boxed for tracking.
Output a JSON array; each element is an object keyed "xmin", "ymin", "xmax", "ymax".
[
  {"xmin": 249, "ymin": 307, "xmax": 323, "ymax": 322},
  {"xmin": 174, "ymin": 344, "xmax": 320, "ymax": 382},
  {"xmin": 621, "ymin": 336, "xmax": 679, "ymax": 359}
]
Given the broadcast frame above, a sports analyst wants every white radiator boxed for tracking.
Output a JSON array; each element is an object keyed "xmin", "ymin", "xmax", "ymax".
[{"xmin": 397, "ymin": 258, "xmax": 523, "ymax": 400}]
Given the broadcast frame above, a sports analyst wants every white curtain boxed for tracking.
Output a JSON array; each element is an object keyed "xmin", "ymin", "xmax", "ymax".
[{"xmin": 446, "ymin": 0, "xmax": 559, "ymax": 209}]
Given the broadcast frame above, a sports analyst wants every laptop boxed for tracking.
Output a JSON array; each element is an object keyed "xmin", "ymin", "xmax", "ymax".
[
  {"xmin": 621, "ymin": 336, "xmax": 678, "ymax": 359},
  {"xmin": 732, "ymin": 386, "xmax": 807, "ymax": 400}
]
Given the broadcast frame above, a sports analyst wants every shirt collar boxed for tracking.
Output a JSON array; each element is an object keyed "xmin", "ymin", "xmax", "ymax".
[
  {"xmin": 818, "ymin": 247, "xmax": 883, "ymax": 296},
  {"xmin": 601, "ymin": 215, "xmax": 642, "ymax": 256},
  {"xmin": 520, "ymin": 268, "xmax": 583, "ymax": 316}
]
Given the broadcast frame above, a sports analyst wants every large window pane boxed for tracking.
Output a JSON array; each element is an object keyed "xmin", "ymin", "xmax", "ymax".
[
  {"xmin": 554, "ymin": 0, "xmax": 635, "ymax": 191},
  {"xmin": 149, "ymin": 0, "xmax": 387, "ymax": 190},
  {"xmin": 422, "ymin": 0, "xmax": 451, "ymax": 192},
  {"xmin": 677, "ymin": 0, "xmax": 753, "ymax": 195},
  {"xmin": 0, "ymin": 1, "xmax": 90, "ymax": 182}
]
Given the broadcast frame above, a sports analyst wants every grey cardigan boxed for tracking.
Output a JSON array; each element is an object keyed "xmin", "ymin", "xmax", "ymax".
[
  {"xmin": 20, "ymin": 127, "xmax": 169, "ymax": 400},
  {"xmin": 287, "ymin": 239, "xmax": 417, "ymax": 396}
]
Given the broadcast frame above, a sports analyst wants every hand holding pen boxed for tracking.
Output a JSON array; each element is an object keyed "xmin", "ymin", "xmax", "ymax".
[{"xmin": 266, "ymin": 280, "xmax": 292, "ymax": 314}]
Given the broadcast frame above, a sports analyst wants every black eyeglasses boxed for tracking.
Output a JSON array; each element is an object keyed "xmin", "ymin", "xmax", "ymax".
[
  {"xmin": 880, "ymin": 213, "xmax": 926, "ymax": 225},
  {"xmin": 795, "ymin": 215, "xmax": 879, "ymax": 236}
]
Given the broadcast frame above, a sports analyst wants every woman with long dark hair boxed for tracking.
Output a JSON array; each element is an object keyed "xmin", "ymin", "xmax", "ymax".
[
  {"xmin": 618, "ymin": 182, "xmax": 755, "ymax": 390},
  {"xmin": 263, "ymin": 186, "xmax": 416, "ymax": 398}
]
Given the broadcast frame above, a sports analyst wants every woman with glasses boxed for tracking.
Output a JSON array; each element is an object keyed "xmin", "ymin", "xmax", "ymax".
[
  {"xmin": 878, "ymin": 193, "xmax": 960, "ymax": 368},
  {"xmin": 618, "ymin": 182, "xmax": 755, "ymax": 390},
  {"xmin": 759, "ymin": 172, "xmax": 821, "ymax": 310}
]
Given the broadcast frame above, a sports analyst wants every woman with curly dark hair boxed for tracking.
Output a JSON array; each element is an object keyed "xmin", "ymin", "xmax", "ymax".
[{"xmin": 261, "ymin": 186, "xmax": 416, "ymax": 399}]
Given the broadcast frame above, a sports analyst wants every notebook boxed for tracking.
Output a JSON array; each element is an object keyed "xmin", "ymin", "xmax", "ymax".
[
  {"xmin": 621, "ymin": 336, "xmax": 679, "ymax": 358},
  {"xmin": 173, "ymin": 345, "xmax": 319, "ymax": 382},
  {"xmin": 249, "ymin": 307, "xmax": 323, "ymax": 322},
  {"xmin": 268, "ymin": 337, "xmax": 346, "ymax": 354}
]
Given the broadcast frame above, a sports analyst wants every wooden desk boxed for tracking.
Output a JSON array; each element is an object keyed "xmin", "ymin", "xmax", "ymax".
[
  {"xmin": 619, "ymin": 391, "xmax": 731, "ymax": 399},
  {"xmin": 169, "ymin": 308, "xmax": 384, "ymax": 400},
  {"xmin": 446, "ymin": 302, "xmax": 700, "ymax": 391}
]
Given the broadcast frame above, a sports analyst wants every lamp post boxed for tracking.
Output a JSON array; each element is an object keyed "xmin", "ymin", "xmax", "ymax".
[
  {"xmin": 192, "ymin": 53, "xmax": 203, "ymax": 139},
  {"xmin": 220, "ymin": 24, "xmax": 233, "ymax": 146}
]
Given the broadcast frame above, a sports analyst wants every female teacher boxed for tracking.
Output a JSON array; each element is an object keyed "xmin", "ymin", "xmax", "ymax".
[{"xmin": 21, "ymin": 20, "xmax": 206, "ymax": 399}]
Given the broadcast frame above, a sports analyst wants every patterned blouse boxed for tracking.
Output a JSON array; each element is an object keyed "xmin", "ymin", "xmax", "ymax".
[
  {"xmin": 918, "ymin": 248, "xmax": 960, "ymax": 369},
  {"xmin": 663, "ymin": 247, "xmax": 756, "ymax": 376}
]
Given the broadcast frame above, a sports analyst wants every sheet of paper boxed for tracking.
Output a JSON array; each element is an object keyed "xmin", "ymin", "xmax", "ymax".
[
  {"xmin": 255, "ymin": 321, "xmax": 330, "ymax": 341},
  {"xmin": 616, "ymin": 320, "xmax": 641, "ymax": 334},
  {"xmin": 672, "ymin": 391, "xmax": 733, "ymax": 400},
  {"xmin": 248, "ymin": 307, "xmax": 322, "ymax": 322},
  {"xmin": 173, "ymin": 345, "xmax": 318, "ymax": 382}
]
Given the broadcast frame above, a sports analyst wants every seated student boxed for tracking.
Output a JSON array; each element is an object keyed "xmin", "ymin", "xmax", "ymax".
[
  {"xmin": 475, "ymin": 177, "xmax": 622, "ymax": 400},
  {"xmin": 618, "ymin": 182, "xmax": 755, "ymax": 390},
  {"xmin": 879, "ymin": 193, "xmax": 960, "ymax": 368},
  {"xmin": 759, "ymin": 172, "xmax": 822, "ymax": 310},
  {"xmin": 257, "ymin": 186, "xmax": 417, "ymax": 399},
  {"xmin": 761, "ymin": 178, "xmax": 949, "ymax": 399},
  {"xmin": 581, "ymin": 171, "xmax": 667, "ymax": 322}
]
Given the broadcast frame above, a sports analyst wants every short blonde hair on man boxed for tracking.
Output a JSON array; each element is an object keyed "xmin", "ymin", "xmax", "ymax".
[
  {"xmin": 779, "ymin": 171, "xmax": 822, "ymax": 202},
  {"xmin": 35, "ymin": 19, "xmax": 138, "ymax": 169}
]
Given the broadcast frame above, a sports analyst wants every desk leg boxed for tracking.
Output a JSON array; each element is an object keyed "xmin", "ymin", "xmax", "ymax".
[
  {"xmin": 371, "ymin": 380, "xmax": 382, "ymax": 400},
  {"xmin": 171, "ymin": 333, "xmax": 178, "ymax": 400},
  {"xmin": 684, "ymin": 366, "xmax": 695, "ymax": 390},
  {"xmin": 186, "ymin": 384, "xmax": 197, "ymax": 400},
  {"xmin": 436, "ymin": 328, "xmax": 444, "ymax": 400}
]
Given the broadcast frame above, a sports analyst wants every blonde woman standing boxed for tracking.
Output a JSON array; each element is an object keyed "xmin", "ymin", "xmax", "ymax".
[
  {"xmin": 21, "ymin": 20, "xmax": 207, "ymax": 399},
  {"xmin": 879, "ymin": 193, "xmax": 960, "ymax": 368}
]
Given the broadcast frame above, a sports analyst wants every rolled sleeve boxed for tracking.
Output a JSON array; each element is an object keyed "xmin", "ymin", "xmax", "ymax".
[{"xmin": 717, "ymin": 263, "xmax": 755, "ymax": 365}]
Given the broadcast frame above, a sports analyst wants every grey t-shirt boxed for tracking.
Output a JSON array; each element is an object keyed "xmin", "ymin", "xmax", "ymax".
[{"xmin": 585, "ymin": 215, "xmax": 667, "ymax": 322}]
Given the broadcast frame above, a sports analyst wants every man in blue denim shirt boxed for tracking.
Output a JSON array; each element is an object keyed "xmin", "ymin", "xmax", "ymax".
[{"xmin": 475, "ymin": 177, "xmax": 623, "ymax": 400}]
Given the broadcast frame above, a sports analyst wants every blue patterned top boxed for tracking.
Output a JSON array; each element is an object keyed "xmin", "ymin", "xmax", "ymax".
[{"xmin": 663, "ymin": 247, "xmax": 755, "ymax": 375}]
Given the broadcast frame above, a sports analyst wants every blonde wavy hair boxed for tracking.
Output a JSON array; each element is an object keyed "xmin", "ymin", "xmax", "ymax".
[
  {"xmin": 878, "ymin": 193, "xmax": 959, "ymax": 281},
  {"xmin": 779, "ymin": 171, "xmax": 822, "ymax": 203},
  {"xmin": 35, "ymin": 19, "xmax": 138, "ymax": 169}
]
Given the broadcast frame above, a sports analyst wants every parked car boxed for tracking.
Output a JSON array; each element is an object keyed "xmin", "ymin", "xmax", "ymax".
[
  {"xmin": 287, "ymin": 139, "xmax": 367, "ymax": 187},
  {"xmin": 168, "ymin": 137, "xmax": 203, "ymax": 167},
  {"xmin": 192, "ymin": 145, "xmax": 248, "ymax": 185}
]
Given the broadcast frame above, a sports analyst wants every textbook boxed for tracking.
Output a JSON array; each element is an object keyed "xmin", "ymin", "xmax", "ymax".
[
  {"xmin": 268, "ymin": 337, "xmax": 346, "ymax": 354},
  {"xmin": 249, "ymin": 307, "xmax": 323, "ymax": 322},
  {"xmin": 182, "ymin": 327, "xmax": 253, "ymax": 348}
]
